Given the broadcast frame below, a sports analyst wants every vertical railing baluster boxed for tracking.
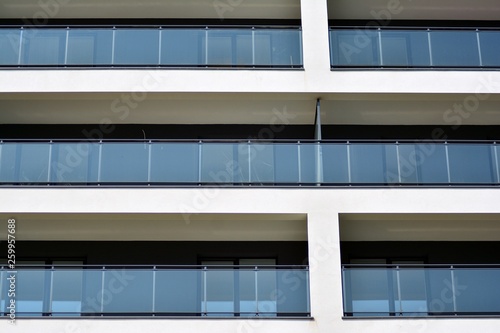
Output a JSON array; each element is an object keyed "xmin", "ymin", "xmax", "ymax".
[
  {"xmin": 450, "ymin": 266, "xmax": 457, "ymax": 314},
  {"xmin": 254, "ymin": 266, "xmax": 259, "ymax": 315},
  {"xmin": 248, "ymin": 141, "xmax": 252, "ymax": 183},
  {"xmin": 297, "ymin": 142, "xmax": 302, "ymax": 184},
  {"xmin": 48, "ymin": 266, "xmax": 55, "ymax": 316},
  {"xmin": 64, "ymin": 28, "xmax": 69, "ymax": 65},
  {"xmin": 147, "ymin": 140, "xmax": 152, "ymax": 184},
  {"xmin": 305, "ymin": 266, "xmax": 310, "ymax": 315},
  {"xmin": 18, "ymin": 28, "xmax": 24, "ymax": 65},
  {"xmin": 152, "ymin": 266, "xmax": 156, "ymax": 315},
  {"xmin": 111, "ymin": 28, "xmax": 116, "ymax": 65},
  {"xmin": 476, "ymin": 29, "xmax": 483, "ymax": 67},
  {"xmin": 427, "ymin": 29, "xmax": 433, "ymax": 66},
  {"xmin": 494, "ymin": 142, "xmax": 500, "ymax": 183},
  {"xmin": 47, "ymin": 140, "xmax": 53, "ymax": 183},
  {"xmin": 198, "ymin": 141, "xmax": 202, "ymax": 184},
  {"xmin": 158, "ymin": 28, "xmax": 162, "ymax": 66},
  {"xmin": 97, "ymin": 140, "xmax": 103, "ymax": 184},
  {"xmin": 205, "ymin": 28, "xmax": 209, "ymax": 66},
  {"xmin": 445, "ymin": 142, "xmax": 451, "ymax": 184},
  {"xmin": 252, "ymin": 28, "xmax": 256, "ymax": 66},
  {"xmin": 100, "ymin": 267, "xmax": 106, "ymax": 315},
  {"xmin": 395, "ymin": 266, "xmax": 402, "ymax": 315},
  {"xmin": 299, "ymin": 28, "xmax": 303, "ymax": 66},
  {"xmin": 203, "ymin": 267, "xmax": 207, "ymax": 315},
  {"xmin": 396, "ymin": 142, "xmax": 402, "ymax": 184},
  {"xmin": 346, "ymin": 142, "xmax": 352, "ymax": 184},
  {"xmin": 378, "ymin": 28, "xmax": 383, "ymax": 66}
]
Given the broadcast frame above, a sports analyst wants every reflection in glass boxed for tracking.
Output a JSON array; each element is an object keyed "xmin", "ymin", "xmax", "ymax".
[
  {"xmin": 67, "ymin": 29, "xmax": 113, "ymax": 65},
  {"xmin": 0, "ymin": 29, "xmax": 21, "ymax": 65},
  {"xmin": 330, "ymin": 30, "xmax": 380, "ymax": 66},
  {"xmin": 380, "ymin": 30, "xmax": 430, "ymax": 66},
  {"xmin": 21, "ymin": 29, "xmax": 67, "ymax": 65},
  {"xmin": 0, "ymin": 143, "xmax": 50, "ymax": 183},
  {"xmin": 50, "ymin": 143, "xmax": 99, "ymax": 183}
]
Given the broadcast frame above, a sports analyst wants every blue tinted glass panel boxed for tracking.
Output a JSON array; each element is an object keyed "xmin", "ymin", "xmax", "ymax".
[
  {"xmin": 16, "ymin": 269, "xmax": 46, "ymax": 316},
  {"xmin": 51, "ymin": 269, "xmax": 83, "ymax": 315},
  {"xmin": 299, "ymin": 144, "xmax": 322, "ymax": 183},
  {"xmin": 50, "ymin": 143, "xmax": 99, "ymax": 183},
  {"xmin": 201, "ymin": 144, "xmax": 248, "ymax": 183},
  {"xmin": 397, "ymin": 269, "xmax": 428, "ymax": 315},
  {"xmin": 343, "ymin": 268, "xmax": 391, "ymax": 316},
  {"xmin": 155, "ymin": 270, "xmax": 200, "ymax": 313},
  {"xmin": 349, "ymin": 144, "xmax": 398, "ymax": 183},
  {"xmin": 203, "ymin": 269, "xmax": 234, "ymax": 315},
  {"xmin": 330, "ymin": 30, "xmax": 380, "ymax": 66},
  {"xmin": 425, "ymin": 269, "xmax": 454, "ymax": 314},
  {"xmin": 430, "ymin": 31, "xmax": 480, "ymax": 66},
  {"xmin": 321, "ymin": 144, "xmax": 349, "ymax": 183},
  {"xmin": 380, "ymin": 30, "xmax": 430, "ymax": 66},
  {"xmin": 102, "ymin": 270, "xmax": 153, "ymax": 313},
  {"xmin": 0, "ymin": 143, "xmax": 49, "ymax": 183},
  {"xmin": 161, "ymin": 29, "xmax": 205, "ymax": 65},
  {"xmin": 114, "ymin": 29, "xmax": 159, "ymax": 65},
  {"xmin": 479, "ymin": 31, "xmax": 500, "ymax": 67},
  {"xmin": 249, "ymin": 143, "xmax": 275, "ymax": 183},
  {"xmin": 150, "ymin": 143, "xmax": 199, "ymax": 183},
  {"xmin": 100, "ymin": 143, "xmax": 149, "ymax": 182},
  {"xmin": 274, "ymin": 144, "xmax": 299, "ymax": 183},
  {"xmin": 0, "ymin": 29, "xmax": 21, "ymax": 64},
  {"xmin": 454, "ymin": 269, "xmax": 500, "ymax": 313},
  {"xmin": 21, "ymin": 29, "xmax": 67, "ymax": 65},
  {"xmin": 255, "ymin": 30, "xmax": 302, "ymax": 66},
  {"xmin": 276, "ymin": 269, "xmax": 309, "ymax": 314},
  {"xmin": 398, "ymin": 144, "xmax": 449, "ymax": 184},
  {"xmin": 80, "ymin": 270, "xmax": 103, "ymax": 315},
  {"xmin": 207, "ymin": 29, "xmax": 252, "ymax": 66},
  {"xmin": 448, "ymin": 144, "xmax": 495, "ymax": 183},
  {"xmin": 67, "ymin": 29, "xmax": 112, "ymax": 65}
]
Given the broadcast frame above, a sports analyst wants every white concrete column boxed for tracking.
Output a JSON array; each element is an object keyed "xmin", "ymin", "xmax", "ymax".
[
  {"xmin": 306, "ymin": 212, "xmax": 343, "ymax": 326},
  {"xmin": 300, "ymin": 0, "xmax": 331, "ymax": 83}
]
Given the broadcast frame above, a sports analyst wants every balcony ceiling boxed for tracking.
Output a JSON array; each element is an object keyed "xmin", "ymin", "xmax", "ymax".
[
  {"xmin": 0, "ymin": 0, "xmax": 301, "ymax": 20},
  {"xmin": 329, "ymin": 0, "xmax": 500, "ymax": 21},
  {"xmin": 1, "ymin": 93, "xmax": 500, "ymax": 126},
  {"xmin": 340, "ymin": 213, "xmax": 500, "ymax": 241}
]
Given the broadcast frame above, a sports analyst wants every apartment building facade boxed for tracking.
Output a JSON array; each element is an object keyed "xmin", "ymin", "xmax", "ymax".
[{"xmin": 0, "ymin": 0, "xmax": 500, "ymax": 332}]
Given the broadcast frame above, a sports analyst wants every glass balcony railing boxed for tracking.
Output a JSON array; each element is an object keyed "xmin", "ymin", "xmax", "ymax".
[
  {"xmin": 0, "ymin": 26, "xmax": 302, "ymax": 68},
  {"xmin": 0, "ymin": 265, "xmax": 309, "ymax": 317},
  {"xmin": 0, "ymin": 140, "xmax": 499, "ymax": 186},
  {"xmin": 343, "ymin": 265, "xmax": 500, "ymax": 316},
  {"xmin": 330, "ymin": 27, "xmax": 500, "ymax": 68}
]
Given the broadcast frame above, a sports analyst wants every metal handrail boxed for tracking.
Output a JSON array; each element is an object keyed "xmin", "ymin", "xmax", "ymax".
[{"xmin": 0, "ymin": 138, "xmax": 498, "ymax": 144}]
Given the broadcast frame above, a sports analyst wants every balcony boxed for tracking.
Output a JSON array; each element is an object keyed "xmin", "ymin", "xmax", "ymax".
[
  {"xmin": 0, "ymin": 140, "xmax": 499, "ymax": 186},
  {"xmin": 342, "ymin": 265, "xmax": 500, "ymax": 317},
  {"xmin": 0, "ymin": 265, "xmax": 309, "ymax": 317},
  {"xmin": 0, "ymin": 26, "xmax": 302, "ymax": 68},
  {"xmin": 330, "ymin": 27, "xmax": 500, "ymax": 68}
]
